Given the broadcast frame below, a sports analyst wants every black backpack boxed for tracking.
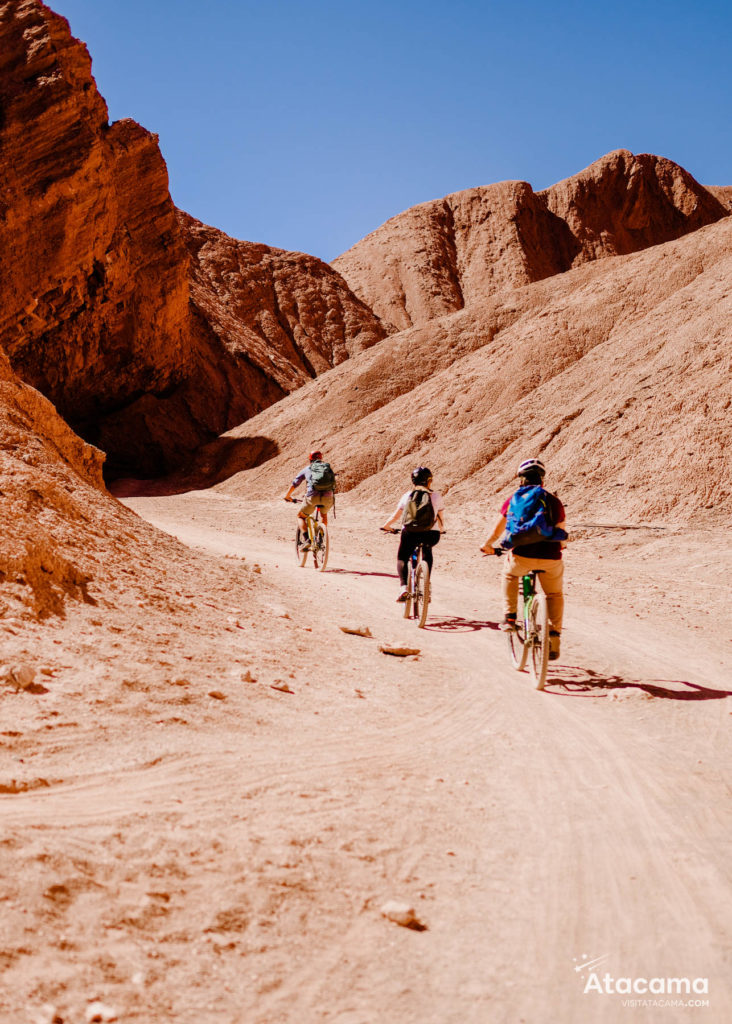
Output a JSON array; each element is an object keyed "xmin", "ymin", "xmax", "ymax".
[{"xmin": 401, "ymin": 487, "xmax": 436, "ymax": 532}]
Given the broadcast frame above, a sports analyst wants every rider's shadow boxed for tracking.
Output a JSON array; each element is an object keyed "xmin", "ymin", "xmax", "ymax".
[
  {"xmin": 424, "ymin": 616, "xmax": 501, "ymax": 633},
  {"xmin": 546, "ymin": 666, "xmax": 732, "ymax": 701}
]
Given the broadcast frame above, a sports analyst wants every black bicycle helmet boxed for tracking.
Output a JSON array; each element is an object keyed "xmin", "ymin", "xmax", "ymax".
[
  {"xmin": 517, "ymin": 458, "xmax": 546, "ymax": 478},
  {"xmin": 411, "ymin": 466, "xmax": 432, "ymax": 486}
]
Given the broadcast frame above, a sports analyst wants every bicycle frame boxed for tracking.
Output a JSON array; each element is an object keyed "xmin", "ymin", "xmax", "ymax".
[
  {"xmin": 404, "ymin": 541, "xmax": 431, "ymax": 628},
  {"xmin": 498, "ymin": 559, "xmax": 549, "ymax": 689},
  {"xmin": 294, "ymin": 503, "xmax": 329, "ymax": 571},
  {"xmin": 518, "ymin": 571, "xmax": 537, "ymax": 629}
]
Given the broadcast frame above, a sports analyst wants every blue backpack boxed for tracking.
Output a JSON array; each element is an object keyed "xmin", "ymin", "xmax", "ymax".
[{"xmin": 502, "ymin": 485, "xmax": 565, "ymax": 549}]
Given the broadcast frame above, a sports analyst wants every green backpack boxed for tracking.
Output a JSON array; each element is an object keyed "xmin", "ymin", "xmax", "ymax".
[{"xmin": 309, "ymin": 460, "xmax": 336, "ymax": 492}]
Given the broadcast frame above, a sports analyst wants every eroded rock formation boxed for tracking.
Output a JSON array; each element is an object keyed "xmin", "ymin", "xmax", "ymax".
[
  {"xmin": 200, "ymin": 215, "xmax": 732, "ymax": 523},
  {"xmin": 332, "ymin": 150, "xmax": 728, "ymax": 331},
  {"xmin": 0, "ymin": 1, "xmax": 385, "ymax": 476},
  {"xmin": 0, "ymin": 0, "xmax": 189, "ymax": 439}
]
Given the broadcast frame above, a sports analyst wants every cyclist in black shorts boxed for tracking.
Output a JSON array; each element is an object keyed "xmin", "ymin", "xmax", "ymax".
[{"xmin": 382, "ymin": 466, "xmax": 445, "ymax": 601}]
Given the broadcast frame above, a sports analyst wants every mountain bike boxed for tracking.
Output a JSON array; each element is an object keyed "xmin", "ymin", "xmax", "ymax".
[
  {"xmin": 494, "ymin": 551, "xmax": 550, "ymax": 689},
  {"xmin": 381, "ymin": 528, "xmax": 431, "ymax": 628},
  {"xmin": 286, "ymin": 498, "xmax": 329, "ymax": 571}
]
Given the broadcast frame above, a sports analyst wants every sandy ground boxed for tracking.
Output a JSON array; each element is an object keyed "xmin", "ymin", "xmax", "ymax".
[{"xmin": 1, "ymin": 491, "xmax": 731, "ymax": 1024}]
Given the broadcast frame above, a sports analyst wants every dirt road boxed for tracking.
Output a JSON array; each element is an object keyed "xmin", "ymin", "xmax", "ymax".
[{"xmin": 2, "ymin": 492, "xmax": 730, "ymax": 1023}]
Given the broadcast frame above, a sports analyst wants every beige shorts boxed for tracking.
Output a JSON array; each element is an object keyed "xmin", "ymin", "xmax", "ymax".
[{"xmin": 298, "ymin": 493, "xmax": 334, "ymax": 518}]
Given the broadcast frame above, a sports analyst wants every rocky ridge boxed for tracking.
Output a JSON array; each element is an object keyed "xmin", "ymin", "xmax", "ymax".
[
  {"xmin": 332, "ymin": 150, "xmax": 729, "ymax": 331},
  {"xmin": 187, "ymin": 214, "xmax": 732, "ymax": 524}
]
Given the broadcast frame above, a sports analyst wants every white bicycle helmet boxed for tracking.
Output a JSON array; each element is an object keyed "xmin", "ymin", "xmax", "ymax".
[{"xmin": 517, "ymin": 458, "xmax": 546, "ymax": 477}]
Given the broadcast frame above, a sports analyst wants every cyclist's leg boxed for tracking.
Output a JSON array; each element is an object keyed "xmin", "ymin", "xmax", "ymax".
[
  {"xmin": 535, "ymin": 560, "xmax": 564, "ymax": 632},
  {"xmin": 501, "ymin": 550, "xmax": 523, "ymax": 619},
  {"xmin": 508, "ymin": 554, "xmax": 564, "ymax": 630},
  {"xmin": 297, "ymin": 495, "xmax": 319, "ymax": 547},
  {"xmin": 396, "ymin": 531, "xmax": 418, "ymax": 586},
  {"xmin": 317, "ymin": 493, "xmax": 334, "ymax": 525},
  {"xmin": 419, "ymin": 530, "xmax": 441, "ymax": 573}
]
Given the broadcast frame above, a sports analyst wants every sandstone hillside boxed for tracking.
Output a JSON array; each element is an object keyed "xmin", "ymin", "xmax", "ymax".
[
  {"xmin": 180, "ymin": 214, "xmax": 732, "ymax": 524},
  {"xmin": 332, "ymin": 150, "xmax": 728, "ymax": 332}
]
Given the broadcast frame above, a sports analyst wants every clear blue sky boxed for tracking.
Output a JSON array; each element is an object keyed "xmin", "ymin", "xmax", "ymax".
[{"xmin": 50, "ymin": 0, "xmax": 731, "ymax": 261}]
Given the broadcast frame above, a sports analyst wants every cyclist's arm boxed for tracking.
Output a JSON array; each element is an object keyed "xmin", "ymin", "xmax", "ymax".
[
  {"xmin": 381, "ymin": 503, "xmax": 404, "ymax": 530},
  {"xmin": 284, "ymin": 469, "xmax": 307, "ymax": 500},
  {"xmin": 556, "ymin": 519, "xmax": 568, "ymax": 548},
  {"xmin": 480, "ymin": 514, "xmax": 506, "ymax": 552}
]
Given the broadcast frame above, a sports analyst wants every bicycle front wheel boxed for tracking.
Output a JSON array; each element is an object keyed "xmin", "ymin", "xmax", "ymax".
[
  {"xmin": 313, "ymin": 523, "xmax": 329, "ymax": 572},
  {"xmin": 295, "ymin": 527, "xmax": 308, "ymax": 567},
  {"xmin": 528, "ymin": 593, "xmax": 550, "ymax": 690},
  {"xmin": 508, "ymin": 606, "xmax": 528, "ymax": 671},
  {"xmin": 414, "ymin": 561, "xmax": 430, "ymax": 628}
]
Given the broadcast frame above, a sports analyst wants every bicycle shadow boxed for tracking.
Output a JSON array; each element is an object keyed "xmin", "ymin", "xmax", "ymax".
[
  {"xmin": 424, "ymin": 616, "xmax": 501, "ymax": 633},
  {"xmin": 328, "ymin": 568, "xmax": 397, "ymax": 580},
  {"xmin": 544, "ymin": 666, "xmax": 732, "ymax": 701}
]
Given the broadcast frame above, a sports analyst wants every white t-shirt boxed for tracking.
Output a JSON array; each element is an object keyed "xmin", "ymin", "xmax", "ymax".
[{"xmin": 398, "ymin": 489, "xmax": 444, "ymax": 532}]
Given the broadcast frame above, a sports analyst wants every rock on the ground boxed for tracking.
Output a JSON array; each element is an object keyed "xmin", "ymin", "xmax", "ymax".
[{"xmin": 380, "ymin": 900, "xmax": 423, "ymax": 928}]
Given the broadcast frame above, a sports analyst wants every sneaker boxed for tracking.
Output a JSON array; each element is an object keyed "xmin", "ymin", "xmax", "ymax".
[
  {"xmin": 499, "ymin": 614, "xmax": 517, "ymax": 632},
  {"xmin": 549, "ymin": 630, "xmax": 561, "ymax": 661},
  {"xmin": 396, "ymin": 588, "xmax": 410, "ymax": 603}
]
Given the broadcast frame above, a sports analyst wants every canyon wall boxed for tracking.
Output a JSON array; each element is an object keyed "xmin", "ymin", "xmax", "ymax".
[{"xmin": 0, "ymin": 1, "xmax": 384, "ymax": 476}]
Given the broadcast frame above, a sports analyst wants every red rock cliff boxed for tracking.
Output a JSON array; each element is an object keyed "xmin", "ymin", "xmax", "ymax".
[
  {"xmin": 0, "ymin": 1, "xmax": 386, "ymax": 476},
  {"xmin": 0, "ymin": 0, "xmax": 189, "ymax": 435}
]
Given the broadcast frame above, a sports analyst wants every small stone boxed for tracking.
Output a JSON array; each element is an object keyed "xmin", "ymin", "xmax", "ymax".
[
  {"xmin": 85, "ymin": 1002, "xmax": 118, "ymax": 1023},
  {"xmin": 242, "ymin": 670, "xmax": 256, "ymax": 682},
  {"xmin": 379, "ymin": 646, "xmax": 420, "ymax": 657},
  {"xmin": 1, "ymin": 663, "xmax": 35, "ymax": 689},
  {"xmin": 270, "ymin": 683, "xmax": 294, "ymax": 694},
  {"xmin": 340, "ymin": 625, "xmax": 373, "ymax": 638},
  {"xmin": 208, "ymin": 690, "xmax": 226, "ymax": 700},
  {"xmin": 380, "ymin": 900, "xmax": 425, "ymax": 929}
]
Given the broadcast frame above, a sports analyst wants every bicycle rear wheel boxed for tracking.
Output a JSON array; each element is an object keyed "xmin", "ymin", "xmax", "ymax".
[
  {"xmin": 295, "ymin": 526, "xmax": 308, "ymax": 567},
  {"xmin": 313, "ymin": 523, "xmax": 329, "ymax": 571},
  {"xmin": 414, "ymin": 561, "xmax": 430, "ymax": 628},
  {"xmin": 507, "ymin": 607, "xmax": 528, "ymax": 671},
  {"xmin": 528, "ymin": 593, "xmax": 550, "ymax": 690}
]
